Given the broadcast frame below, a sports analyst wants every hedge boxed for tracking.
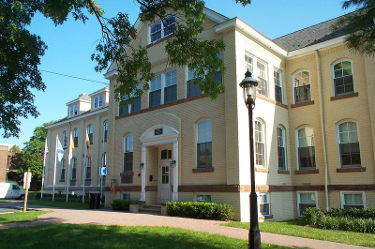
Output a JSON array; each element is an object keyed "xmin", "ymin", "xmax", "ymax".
[
  {"xmin": 166, "ymin": 201, "xmax": 234, "ymax": 220},
  {"xmin": 326, "ymin": 207, "xmax": 375, "ymax": 219},
  {"xmin": 304, "ymin": 207, "xmax": 375, "ymax": 233},
  {"xmin": 112, "ymin": 200, "xmax": 131, "ymax": 211}
]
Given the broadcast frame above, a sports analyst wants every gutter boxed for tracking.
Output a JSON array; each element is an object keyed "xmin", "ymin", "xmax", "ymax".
[{"xmin": 315, "ymin": 50, "xmax": 330, "ymax": 211}]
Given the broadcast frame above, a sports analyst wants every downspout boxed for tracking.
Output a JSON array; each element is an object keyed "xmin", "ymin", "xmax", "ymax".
[{"xmin": 315, "ymin": 50, "xmax": 330, "ymax": 211}]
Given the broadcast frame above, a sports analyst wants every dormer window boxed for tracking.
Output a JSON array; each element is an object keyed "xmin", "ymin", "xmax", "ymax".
[
  {"xmin": 150, "ymin": 16, "xmax": 175, "ymax": 44},
  {"xmin": 69, "ymin": 104, "xmax": 78, "ymax": 117},
  {"xmin": 94, "ymin": 95, "xmax": 104, "ymax": 109}
]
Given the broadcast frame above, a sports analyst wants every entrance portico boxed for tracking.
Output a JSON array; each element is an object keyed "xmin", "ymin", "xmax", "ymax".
[{"xmin": 139, "ymin": 125, "xmax": 179, "ymax": 203}]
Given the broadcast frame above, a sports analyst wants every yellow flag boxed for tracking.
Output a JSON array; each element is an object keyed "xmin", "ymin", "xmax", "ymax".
[{"xmin": 86, "ymin": 131, "xmax": 91, "ymax": 157}]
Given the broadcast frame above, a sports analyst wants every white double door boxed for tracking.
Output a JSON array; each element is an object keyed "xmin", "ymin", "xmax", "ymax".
[{"xmin": 158, "ymin": 145, "xmax": 173, "ymax": 203}]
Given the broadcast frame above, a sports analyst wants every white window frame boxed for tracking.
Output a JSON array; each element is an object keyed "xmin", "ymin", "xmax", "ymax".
[
  {"xmin": 149, "ymin": 69, "xmax": 177, "ymax": 107},
  {"xmin": 340, "ymin": 191, "xmax": 366, "ymax": 209},
  {"xmin": 295, "ymin": 126, "xmax": 316, "ymax": 170},
  {"xmin": 69, "ymin": 104, "xmax": 78, "ymax": 117},
  {"xmin": 255, "ymin": 118, "xmax": 266, "ymax": 168},
  {"xmin": 245, "ymin": 53, "xmax": 269, "ymax": 97},
  {"xmin": 257, "ymin": 192, "xmax": 270, "ymax": 217},
  {"xmin": 277, "ymin": 125, "xmax": 287, "ymax": 170},
  {"xmin": 331, "ymin": 60, "xmax": 355, "ymax": 97},
  {"xmin": 297, "ymin": 191, "xmax": 318, "ymax": 217},
  {"xmin": 94, "ymin": 95, "xmax": 104, "ymax": 109},
  {"xmin": 336, "ymin": 120, "xmax": 361, "ymax": 168},
  {"xmin": 148, "ymin": 16, "xmax": 176, "ymax": 44},
  {"xmin": 196, "ymin": 119, "xmax": 213, "ymax": 169},
  {"xmin": 292, "ymin": 70, "xmax": 311, "ymax": 104},
  {"xmin": 274, "ymin": 69, "xmax": 283, "ymax": 103}
]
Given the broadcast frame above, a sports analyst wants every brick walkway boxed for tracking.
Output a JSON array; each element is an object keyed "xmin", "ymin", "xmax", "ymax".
[{"xmin": 0, "ymin": 203, "xmax": 371, "ymax": 249}]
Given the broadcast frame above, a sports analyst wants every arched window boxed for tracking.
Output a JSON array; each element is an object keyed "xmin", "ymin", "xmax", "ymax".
[
  {"xmin": 60, "ymin": 159, "xmax": 65, "ymax": 180},
  {"xmin": 255, "ymin": 119, "xmax": 266, "ymax": 168},
  {"xmin": 337, "ymin": 121, "xmax": 361, "ymax": 168},
  {"xmin": 87, "ymin": 124, "xmax": 93, "ymax": 144},
  {"xmin": 296, "ymin": 126, "xmax": 315, "ymax": 169},
  {"xmin": 103, "ymin": 120, "xmax": 108, "ymax": 143},
  {"xmin": 71, "ymin": 157, "xmax": 77, "ymax": 180},
  {"xmin": 73, "ymin": 128, "xmax": 79, "ymax": 147},
  {"xmin": 332, "ymin": 61, "xmax": 354, "ymax": 96},
  {"xmin": 277, "ymin": 126, "xmax": 287, "ymax": 170},
  {"xmin": 123, "ymin": 134, "xmax": 133, "ymax": 184},
  {"xmin": 293, "ymin": 71, "xmax": 311, "ymax": 104},
  {"xmin": 197, "ymin": 120, "xmax": 212, "ymax": 168}
]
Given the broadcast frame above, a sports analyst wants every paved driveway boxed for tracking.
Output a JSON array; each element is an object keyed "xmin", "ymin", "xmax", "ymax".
[{"xmin": 0, "ymin": 202, "xmax": 371, "ymax": 249}]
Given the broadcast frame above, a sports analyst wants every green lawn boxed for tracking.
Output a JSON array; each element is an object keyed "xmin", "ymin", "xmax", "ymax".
[
  {"xmin": 0, "ymin": 200, "xmax": 14, "ymax": 203},
  {"xmin": 0, "ymin": 211, "xmax": 48, "ymax": 224},
  {"xmin": 224, "ymin": 220, "xmax": 375, "ymax": 248},
  {"xmin": 28, "ymin": 199, "xmax": 90, "ymax": 209},
  {"xmin": 0, "ymin": 224, "xmax": 291, "ymax": 249}
]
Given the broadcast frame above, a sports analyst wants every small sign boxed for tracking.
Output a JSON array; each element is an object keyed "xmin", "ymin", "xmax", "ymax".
[
  {"xmin": 99, "ymin": 167, "xmax": 107, "ymax": 176},
  {"xmin": 23, "ymin": 172, "xmax": 32, "ymax": 189},
  {"xmin": 154, "ymin": 128, "xmax": 163, "ymax": 136}
]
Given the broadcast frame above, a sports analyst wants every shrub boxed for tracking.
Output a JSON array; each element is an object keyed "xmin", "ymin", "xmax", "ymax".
[
  {"xmin": 166, "ymin": 201, "xmax": 234, "ymax": 220},
  {"xmin": 304, "ymin": 207, "xmax": 375, "ymax": 233},
  {"xmin": 112, "ymin": 200, "xmax": 131, "ymax": 211}
]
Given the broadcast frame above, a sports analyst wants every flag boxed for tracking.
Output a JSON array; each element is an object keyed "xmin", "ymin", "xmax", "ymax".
[
  {"xmin": 86, "ymin": 129, "xmax": 91, "ymax": 157},
  {"xmin": 71, "ymin": 135, "xmax": 75, "ymax": 151},
  {"xmin": 42, "ymin": 137, "xmax": 49, "ymax": 164},
  {"xmin": 56, "ymin": 136, "xmax": 64, "ymax": 162},
  {"xmin": 68, "ymin": 132, "xmax": 73, "ymax": 164}
]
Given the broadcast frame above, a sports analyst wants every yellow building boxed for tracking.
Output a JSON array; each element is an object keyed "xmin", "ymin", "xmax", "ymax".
[{"xmin": 45, "ymin": 8, "xmax": 375, "ymax": 221}]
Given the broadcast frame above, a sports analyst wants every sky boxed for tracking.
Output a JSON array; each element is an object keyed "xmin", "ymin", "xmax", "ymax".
[{"xmin": 1, "ymin": 0, "xmax": 356, "ymax": 148}]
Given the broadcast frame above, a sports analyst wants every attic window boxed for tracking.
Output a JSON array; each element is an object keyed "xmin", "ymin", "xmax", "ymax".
[
  {"xmin": 69, "ymin": 104, "xmax": 78, "ymax": 117},
  {"xmin": 150, "ymin": 16, "xmax": 175, "ymax": 43},
  {"xmin": 154, "ymin": 128, "xmax": 163, "ymax": 136}
]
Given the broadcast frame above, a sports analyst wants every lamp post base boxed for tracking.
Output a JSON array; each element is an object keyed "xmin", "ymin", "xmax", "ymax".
[{"xmin": 249, "ymin": 192, "xmax": 261, "ymax": 249}]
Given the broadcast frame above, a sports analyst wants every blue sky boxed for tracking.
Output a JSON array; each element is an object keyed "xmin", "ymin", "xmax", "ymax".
[{"xmin": 1, "ymin": 0, "xmax": 355, "ymax": 148}]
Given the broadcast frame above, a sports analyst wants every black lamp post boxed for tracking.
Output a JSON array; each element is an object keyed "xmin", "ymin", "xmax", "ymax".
[{"xmin": 239, "ymin": 70, "xmax": 261, "ymax": 249}]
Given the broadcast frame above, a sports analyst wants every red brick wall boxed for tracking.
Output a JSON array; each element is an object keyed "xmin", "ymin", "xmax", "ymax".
[{"xmin": 0, "ymin": 150, "xmax": 8, "ymax": 182}]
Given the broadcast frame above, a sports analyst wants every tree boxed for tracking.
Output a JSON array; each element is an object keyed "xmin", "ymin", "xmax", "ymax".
[
  {"xmin": 18, "ymin": 121, "xmax": 53, "ymax": 189},
  {"xmin": 0, "ymin": 0, "xmax": 251, "ymax": 138},
  {"xmin": 334, "ymin": 0, "xmax": 375, "ymax": 55},
  {"xmin": 9, "ymin": 145, "xmax": 22, "ymax": 154}
]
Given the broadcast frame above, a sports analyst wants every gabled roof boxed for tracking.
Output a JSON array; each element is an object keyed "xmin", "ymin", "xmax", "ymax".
[{"xmin": 273, "ymin": 11, "xmax": 358, "ymax": 52}]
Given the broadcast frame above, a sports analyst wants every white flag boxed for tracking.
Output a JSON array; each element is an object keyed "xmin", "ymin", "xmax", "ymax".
[{"xmin": 56, "ymin": 136, "xmax": 64, "ymax": 162}]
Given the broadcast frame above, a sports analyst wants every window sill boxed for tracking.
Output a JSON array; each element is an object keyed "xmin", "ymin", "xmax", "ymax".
[
  {"xmin": 256, "ymin": 94, "xmax": 288, "ymax": 109},
  {"xmin": 295, "ymin": 169, "xmax": 319, "ymax": 174},
  {"xmin": 146, "ymin": 34, "xmax": 174, "ymax": 49},
  {"xmin": 277, "ymin": 170, "xmax": 290, "ymax": 174},
  {"xmin": 120, "ymin": 172, "xmax": 135, "ymax": 177},
  {"xmin": 330, "ymin": 92, "xmax": 358, "ymax": 101},
  {"xmin": 192, "ymin": 168, "xmax": 214, "ymax": 173},
  {"xmin": 291, "ymin": 100, "xmax": 314, "ymax": 108},
  {"xmin": 255, "ymin": 168, "xmax": 269, "ymax": 173},
  {"xmin": 336, "ymin": 167, "xmax": 365, "ymax": 173},
  {"xmin": 259, "ymin": 215, "xmax": 273, "ymax": 220}
]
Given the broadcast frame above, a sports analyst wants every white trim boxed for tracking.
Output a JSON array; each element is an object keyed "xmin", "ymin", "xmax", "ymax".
[
  {"xmin": 46, "ymin": 107, "xmax": 108, "ymax": 129},
  {"xmin": 203, "ymin": 8, "xmax": 228, "ymax": 23},
  {"xmin": 330, "ymin": 59, "xmax": 355, "ymax": 97},
  {"xmin": 335, "ymin": 120, "xmax": 361, "ymax": 169},
  {"xmin": 288, "ymin": 36, "xmax": 347, "ymax": 58},
  {"xmin": 215, "ymin": 18, "xmax": 288, "ymax": 57},
  {"xmin": 104, "ymin": 69, "xmax": 118, "ymax": 79},
  {"xmin": 88, "ymin": 86, "xmax": 109, "ymax": 97},
  {"xmin": 295, "ymin": 125, "xmax": 316, "ymax": 170},
  {"xmin": 257, "ymin": 192, "xmax": 270, "ymax": 217},
  {"xmin": 292, "ymin": 70, "xmax": 311, "ymax": 104},
  {"xmin": 340, "ymin": 191, "xmax": 366, "ymax": 209},
  {"xmin": 297, "ymin": 191, "xmax": 318, "ymax": 217}
]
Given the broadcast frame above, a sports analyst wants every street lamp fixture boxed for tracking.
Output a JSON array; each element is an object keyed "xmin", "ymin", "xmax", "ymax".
[{"xmin": 239, "ymin": 70, "xmax": 261, "ymax": 249}]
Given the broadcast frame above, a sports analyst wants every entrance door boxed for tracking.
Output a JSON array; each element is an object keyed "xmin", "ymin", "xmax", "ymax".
[{"xmin": 159, "ymin": 146, "xmax": 172, "ymax": 203}]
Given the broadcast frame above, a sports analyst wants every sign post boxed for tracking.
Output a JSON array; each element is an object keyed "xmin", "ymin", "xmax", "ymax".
[
  {"xmin": 99, "ymin": 166, "xmax": 106, "ymax": 205},
  {"xmin": 23, "ymin": 168, "xmax": 31, "ymax": 212}
]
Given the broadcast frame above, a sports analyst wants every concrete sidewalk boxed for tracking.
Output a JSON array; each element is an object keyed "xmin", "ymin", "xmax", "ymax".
[{"xmin": 0, "ymin": 203, "xmax": 371, "ymax": 249}]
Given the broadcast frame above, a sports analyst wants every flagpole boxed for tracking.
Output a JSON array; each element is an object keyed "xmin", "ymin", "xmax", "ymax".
[
  {"xmin": 66, "ymin": 130, "xmax": 73, "ymax": 202},
  {"xmin": 100, "ymin": 128, "xmax": 104, "ymax": 205},
  {"xmin": 41, "ymin": 136, "xmax": 48, "ymax": 200},
  {"xmin": 52, "ymin": 134, "xmax": 58, "ymax": 201},
  {"xmin": 82, "ymin": 128, "xmax": 87, "ymax": 204}
]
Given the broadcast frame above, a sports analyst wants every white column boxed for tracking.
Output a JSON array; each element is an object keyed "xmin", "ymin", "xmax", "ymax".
[
  {"xmin": 172, "ymin": 140, "xmax": 178, "ymax": 201},
  {"xmin": 140, "ymin": 145, "xmax": 146, "ymax": 201}
]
